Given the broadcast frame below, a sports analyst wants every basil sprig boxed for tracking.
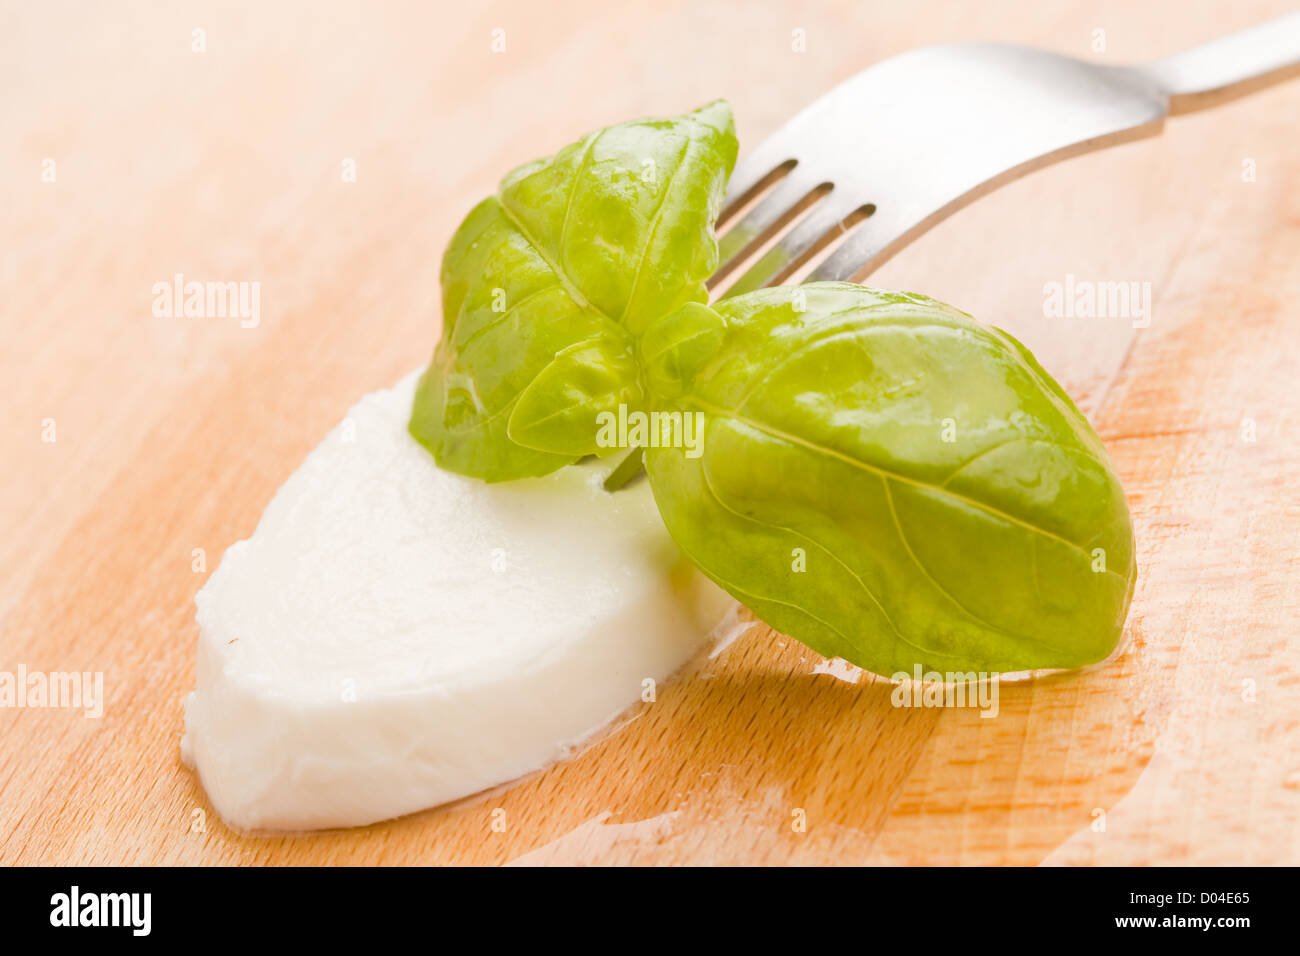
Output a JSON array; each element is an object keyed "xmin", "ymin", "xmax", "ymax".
[
  {"xmin": 410, "ymin": 101, "xmax": 737, "ymax": 481},
  {"xmin": 411, "ymin": 103, "xmax": 1135, "ymax": 675}
]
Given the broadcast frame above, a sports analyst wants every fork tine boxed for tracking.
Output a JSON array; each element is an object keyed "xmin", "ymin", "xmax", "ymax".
[
  {"xmin": 711, "ymin": 172, "xmax": 830, "ymax": 285},
  {"xmin": 723, "ymin": 199, "xmax": 873, "ymax": 297},
  {"xmin": 806, "ymin": 211, "xmax": 898, "ymax": 283},
  {"xmin": 719, "ymin": 145, "xmax": 799, "ymax": 219}
]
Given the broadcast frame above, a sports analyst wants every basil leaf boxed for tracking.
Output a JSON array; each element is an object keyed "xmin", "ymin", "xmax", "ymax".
[
  {"xmin": 640, "ymin": 300, "xmax": 729, "ymax": 398},
  {"xmin": 409, "ymin": 101, "xmax": 738, "ymax": 481},
  {"xmin": 643, "ymin": 283, "xmax": 1136, "ymax": 676},
  {"xmin": 507, "ymin": 334, "xmax": 643, "ymax": 457}
]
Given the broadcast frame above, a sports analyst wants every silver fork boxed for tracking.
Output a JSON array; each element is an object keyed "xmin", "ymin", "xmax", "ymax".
[{"xmin": 711, "ymin": 13, "xmax": 1300, "ymax": 297}]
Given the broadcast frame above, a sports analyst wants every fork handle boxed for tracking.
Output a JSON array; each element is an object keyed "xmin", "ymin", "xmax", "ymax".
[{"xmin": 1142, "ymin": 12, "xmax": 1300, "ymax": 113}]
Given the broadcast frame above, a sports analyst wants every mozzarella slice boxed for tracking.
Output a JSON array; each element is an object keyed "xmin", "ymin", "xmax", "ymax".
[{"xmin": 181, "ymin": 372, "xmax": 730, "ymax": 831}]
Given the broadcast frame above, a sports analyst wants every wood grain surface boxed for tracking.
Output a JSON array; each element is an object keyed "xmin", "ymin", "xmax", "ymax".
[{"xmin": 2, "ymin": 0, "xmax": 1298, "ymax": 865}]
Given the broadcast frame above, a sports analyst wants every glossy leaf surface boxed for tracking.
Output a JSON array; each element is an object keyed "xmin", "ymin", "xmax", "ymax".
[
  {"xmin": 410, "ymin": 101, "xmax": 737, "ymax": 481},
  {"xmin": 644, "ymin": 284, "xmax": 1136, "ymax": 676}
]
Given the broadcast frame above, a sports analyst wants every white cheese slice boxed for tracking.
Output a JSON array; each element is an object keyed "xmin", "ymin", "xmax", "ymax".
[{"xmin": 181, "ymin": 372, "xmax": 730, "ymax": 831}]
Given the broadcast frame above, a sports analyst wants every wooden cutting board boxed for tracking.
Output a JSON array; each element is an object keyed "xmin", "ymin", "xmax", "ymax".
[{"xmin": 3, "ymin": 0, "xmax": 1298, "ymax": 865}]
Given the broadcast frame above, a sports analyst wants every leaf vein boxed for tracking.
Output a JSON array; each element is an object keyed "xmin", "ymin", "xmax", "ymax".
[{"xmin": 690, "ymin": 399, "xmax": 1122, "ymax": 577}]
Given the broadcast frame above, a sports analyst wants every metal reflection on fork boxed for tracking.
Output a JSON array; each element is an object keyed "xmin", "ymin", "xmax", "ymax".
[{"xmin": 708, "ymin": 13, "xmax": 1300, "ymax": 299}]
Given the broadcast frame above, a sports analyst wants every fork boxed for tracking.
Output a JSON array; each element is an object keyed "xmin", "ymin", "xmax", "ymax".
[{"xmin": 710, "ymin": 13, "xmax": 1300, "ymax": 297}]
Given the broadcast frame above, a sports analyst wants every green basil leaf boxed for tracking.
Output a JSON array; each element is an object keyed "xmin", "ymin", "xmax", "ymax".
[
  {"xmin": 507, "ymin": 335, "xmax": 643, "ymax": 457},
  {"xmin": 640, "ymin": 300, "xmax": 729, "ymax": 398},
  {"xmin": 643, "ymin": 283, "xmax": 1136, "ymax": 676},
  {"xmin": 409, "ymin": 101, "xmax": 738, "ymax": 482}
]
